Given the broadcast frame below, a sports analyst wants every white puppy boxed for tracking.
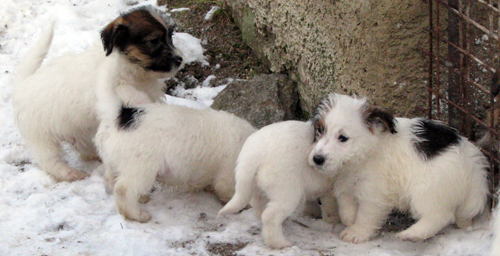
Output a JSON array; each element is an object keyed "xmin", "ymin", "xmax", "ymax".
[
  {"xmin": 12, "ymin": 6, "xmax": 183, "ymax": 181},
  {"xmin": 218, "ymin": 120, "xmax": 339, "ymax": 249},
  {"xmin": 308, "ymin": 93, "xmax": 489, "ymax": 243},
  {"xmin": 94, "ymin": 50, "xmax": 256, "ymax": 223}
]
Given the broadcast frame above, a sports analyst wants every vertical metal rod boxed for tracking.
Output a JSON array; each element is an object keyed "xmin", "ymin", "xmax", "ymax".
[
  {"xmin": 428, "ymin": 0, "xmax": 434, "ymax": 119},
  {"xmin": 448, "ymin": 0, "xmax": 463, "ymax": 130},
  {"xmin": 436, "ymin": 1, "xmax": 442, "ymax": 119}
]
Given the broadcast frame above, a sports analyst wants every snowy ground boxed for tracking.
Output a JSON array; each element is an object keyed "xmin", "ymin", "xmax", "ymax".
[{"xmin": 0, "ymin": 0, "xmax": 496, "ymax": 255}]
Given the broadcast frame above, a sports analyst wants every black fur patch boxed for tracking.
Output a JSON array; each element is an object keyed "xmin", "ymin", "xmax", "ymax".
[
  {"xmin": 412, "ymin": 119, "xmax": 461, "ymax": 160},
  {"xmin": 118, "ymin": 106, "xmax": 144, "ymax": 130}
]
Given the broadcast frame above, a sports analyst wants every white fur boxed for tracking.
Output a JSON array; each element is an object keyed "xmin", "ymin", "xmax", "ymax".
[
  {"xmin": 218, "ymin": 121, "xmax": 338, "ymax": 249},
  {"xmin": 94, "ymin": 56, "xmax": 256, "ymax": 222},
  {"xmin": 491, "ymin": 199, "xmax": 500, "ymax": 256},
  {"xmin": 309, "ymin": 93, "xmax": 489, "ymax": 243},
  {"xmin": 12, "ymin": 23, "xmax": 181, "ymax": 181}
]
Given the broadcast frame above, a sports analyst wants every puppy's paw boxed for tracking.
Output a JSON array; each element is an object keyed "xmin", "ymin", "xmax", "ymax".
[
  {"xmin": 267, "ymin": 239, "xmax": 293, "ymax": 249},
  {"xmin": 340, "ymin": 226, "xmax": 373, "ymax": 244},
  {"xmin": 395, "ymin": 229, "xmax": 430, "ymax": 242},
  {"xmin": 129, "ymin": 210, "xmax": 152, "ymax": 223},
  {"xmin": 63, "ymin": 170, "xmax": 90, "ymax": 182}
]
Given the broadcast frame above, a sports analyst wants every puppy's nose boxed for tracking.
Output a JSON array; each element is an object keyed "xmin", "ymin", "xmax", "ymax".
[
  {"xmin": 173, "ymin": 56, "xmax": 183, "ymax": 66},
  {"xmin": 313, "ymin": 154, "xmax": 325, "ymax": 166}
]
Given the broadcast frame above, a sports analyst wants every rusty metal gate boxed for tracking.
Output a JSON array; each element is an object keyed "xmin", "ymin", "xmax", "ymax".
[{"xmin": 422, "ymin": 0, "xmax": 500, "ymax": 200}]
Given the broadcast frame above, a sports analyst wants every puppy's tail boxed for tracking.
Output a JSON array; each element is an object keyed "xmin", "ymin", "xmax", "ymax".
[
  {"xmin": 15, "ymin": 23, "xmax": 55, "ymax": 82},
  {"xmin": 218, "ymin": 158, "xmax": 258, "ymax": 217}
]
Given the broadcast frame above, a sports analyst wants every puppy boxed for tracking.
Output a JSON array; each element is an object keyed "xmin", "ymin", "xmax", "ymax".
[
  {"xmin": 308, "ymin": 93, "xmax": 489, "ymax": 243},
  {"xmin": 12, "ymin": 6, "xmax": 183, "ymax": 182},
  {"xmin": 94, "ymin": 51, "xmax": 256, "ymax": 223},
  {"xmin": 218, "ymin": 120, "xmax": 339, "ymax": 249}
]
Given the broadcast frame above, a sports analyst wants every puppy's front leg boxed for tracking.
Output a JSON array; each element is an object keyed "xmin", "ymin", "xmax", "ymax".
[
  {"xmin": 337, "ymin": 192, "xmax": 358, "ymax": 226},
  {"xmin": 113, "ymin": 166, "xmax": 157, "ymax": 223},
  {"xmin": 320, "ymin": 195, "xmax": 339, "ymax": 225},
  {"xmin": 340, "ymin": 199, "xmax": 390, "ymax": 244}
]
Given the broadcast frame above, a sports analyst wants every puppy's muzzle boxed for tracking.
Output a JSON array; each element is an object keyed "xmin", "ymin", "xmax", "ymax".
[{"xmin": 312, "ymin": 154, "xmax": 326, "ymax": 166}]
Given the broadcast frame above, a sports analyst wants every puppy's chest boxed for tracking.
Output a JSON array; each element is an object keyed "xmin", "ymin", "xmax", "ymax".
[{"xmin": 336, "ymin": 167, "xmax": 405, "ymax": 204}]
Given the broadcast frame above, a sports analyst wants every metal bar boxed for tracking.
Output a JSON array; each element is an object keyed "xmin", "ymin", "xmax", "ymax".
[
  {"xmin": 428, "ymin": 0, "xmax": 434, "ymax": 119},
  {"xmin": 464, "ymin": 0, "xmax": 472, "ymax": 138},
  {"xmin": 435, "ymin": 0, "xmax": 500, "ymax": 41},
  {"xmin": 425, "ymin": 84, "xmax": 500, "ymax": 137},
  {"xmin": 448, "ymin": 0, "xmax": 463, "ymax": 131},
  {"xmin": 436, "ymin": 1, "xmax": 442, "ymax": 119},
  {"xmin": 418, "ymin": 46, "xmax": 495, "ymax": 95},
  {"xmin": 477, "ymin": 0, "xmax": 500, "ymax": 13},
  {"xmin": 425, "ymin": 24, "xmax": 497, "ymax": 73}
]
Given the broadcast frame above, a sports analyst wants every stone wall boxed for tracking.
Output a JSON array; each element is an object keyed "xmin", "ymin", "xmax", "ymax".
[{"xmin": 226, "ymin": 0, "xmax": 429, "ymax": 118}]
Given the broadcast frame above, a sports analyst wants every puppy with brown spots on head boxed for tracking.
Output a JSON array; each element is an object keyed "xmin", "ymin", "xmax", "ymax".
[
  {"xmin": 12, "ymin": 6, "xmax": 183, "ymax": 182},
  {"xmin": 94, "ymin": 42, "xmax": 256, "ymax": 223}
]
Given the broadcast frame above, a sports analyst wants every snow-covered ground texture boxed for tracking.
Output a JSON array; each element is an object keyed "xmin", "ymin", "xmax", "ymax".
[{"xmin": 0, "ymin": 0, "xmax": 496, "ymax": 255}]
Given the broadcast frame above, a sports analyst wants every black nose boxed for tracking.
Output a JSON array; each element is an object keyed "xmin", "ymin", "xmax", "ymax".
[
  {"xmin": 313, "ymin": 154, "xmax": 325, "ymax": 166},
  {"xmin": 173, "ymin": 56, "xmax": 183, "ymax": 66}
]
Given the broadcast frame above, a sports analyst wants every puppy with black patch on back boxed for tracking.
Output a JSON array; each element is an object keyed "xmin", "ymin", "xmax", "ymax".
[
  {"xmin": 308, "ymin": 93, "xmax": 489, "ymax": 243},
  {"xmin": 94, "ymin": 45, "xmax": 256, "ymax": 223},
  {"xmin": 218, "ymin": 120, "xmax": 339, "ymax": 249},
  {"xmin": 12, "ymin": 6, "xmax": 183, "ymax": 182}
]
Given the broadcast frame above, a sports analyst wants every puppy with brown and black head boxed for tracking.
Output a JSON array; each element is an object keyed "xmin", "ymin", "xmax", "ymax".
[
  {"xmin": 94, "ymin": 43, "xmax": 256, "ymax": 222},
  {"xmin": 12, "ymin": 6, "xmax": 183, "ymax": 181}
]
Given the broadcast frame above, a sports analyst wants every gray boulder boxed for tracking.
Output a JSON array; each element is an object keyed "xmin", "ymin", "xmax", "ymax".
[{"xmin": 212, "ymin": 74, "xmax": 301, "ymax": 128}]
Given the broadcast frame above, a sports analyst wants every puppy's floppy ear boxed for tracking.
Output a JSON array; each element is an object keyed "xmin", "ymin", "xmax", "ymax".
[
  {"xmin": 101, "ymin": 19, "xmax": 127, "ymax": 56},
  {"xmin": 363, "ymin": 106, "xmax": 397, "ymax": 134},
  {"xmin": 311, "ymin": 95, "xmax": 335, "ymax": 142},
  {"xmin": 167, "ymin": 24, "xmax": 176, "ymax": 40}
]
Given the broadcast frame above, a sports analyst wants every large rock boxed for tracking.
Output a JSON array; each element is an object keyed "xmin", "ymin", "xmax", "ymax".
[
  {"xmin": 226, "ymin": 0, "xmax": 429, "ymax": 118},
  {"xmin": 212, "ymin": 74, "xmax": 301, "ymax": 128}
]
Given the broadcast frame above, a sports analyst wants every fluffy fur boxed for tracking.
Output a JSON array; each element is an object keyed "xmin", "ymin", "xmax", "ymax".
[
  {"xmin": 218, "ymin": 121, "xmax": 338, "ymax": 249},
  {"xmin": 309, "ymin": 93, "xmax": 489, "ymax": 243},
  {"xmin": 94, "ymin": 51, "xmax": 256, "ymax": 223},
  {"xmin": 12, "ymin": 6, "xmax": 183, "ymax": 181},
  {"xmin": 491, "ymin": 199, "xmax": 500, "ymax": 256}
]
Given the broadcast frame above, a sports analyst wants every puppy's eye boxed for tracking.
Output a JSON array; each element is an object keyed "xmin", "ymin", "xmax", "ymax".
[
  {"xmin": 149, "ymin": 38, "xmax": 162, "ymax": 50},
  {"xmin": 338, "ymin": 135, "xmax": 349, "ymax": 143}
]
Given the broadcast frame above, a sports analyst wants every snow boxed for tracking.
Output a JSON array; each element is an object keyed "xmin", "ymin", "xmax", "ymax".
[{"xmin": 0, "ymin": 0, "xmax": 497, "ymax": 255}]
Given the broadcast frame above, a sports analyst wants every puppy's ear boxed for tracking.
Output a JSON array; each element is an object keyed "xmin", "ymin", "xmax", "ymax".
[
  {"xmin": 167, "ymin": 24, "xmax": 176, "ymax": 40},
  {"xmin": 363, "ymin": 106, "xmax": 397, "ymax": 134},
  {"xmin": 311, "ymin": 95, "xmax": 335, "ymax": 142},
  {"xmin": 101, "ymin": 20, "xmax": 127, "ymax": 56}
]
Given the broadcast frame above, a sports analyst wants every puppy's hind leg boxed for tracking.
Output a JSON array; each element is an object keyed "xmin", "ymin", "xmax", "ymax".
[
  {"xmin": 395, "ymin": 211, "xmax": 454, "ymax": 241},
  {"xmin": 30, "ymin": 138, "xmax": 88, "ymax": 181},
  {"xmin": 261, "ymin": 188, "xmax": 302, "ymax": 249}
]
